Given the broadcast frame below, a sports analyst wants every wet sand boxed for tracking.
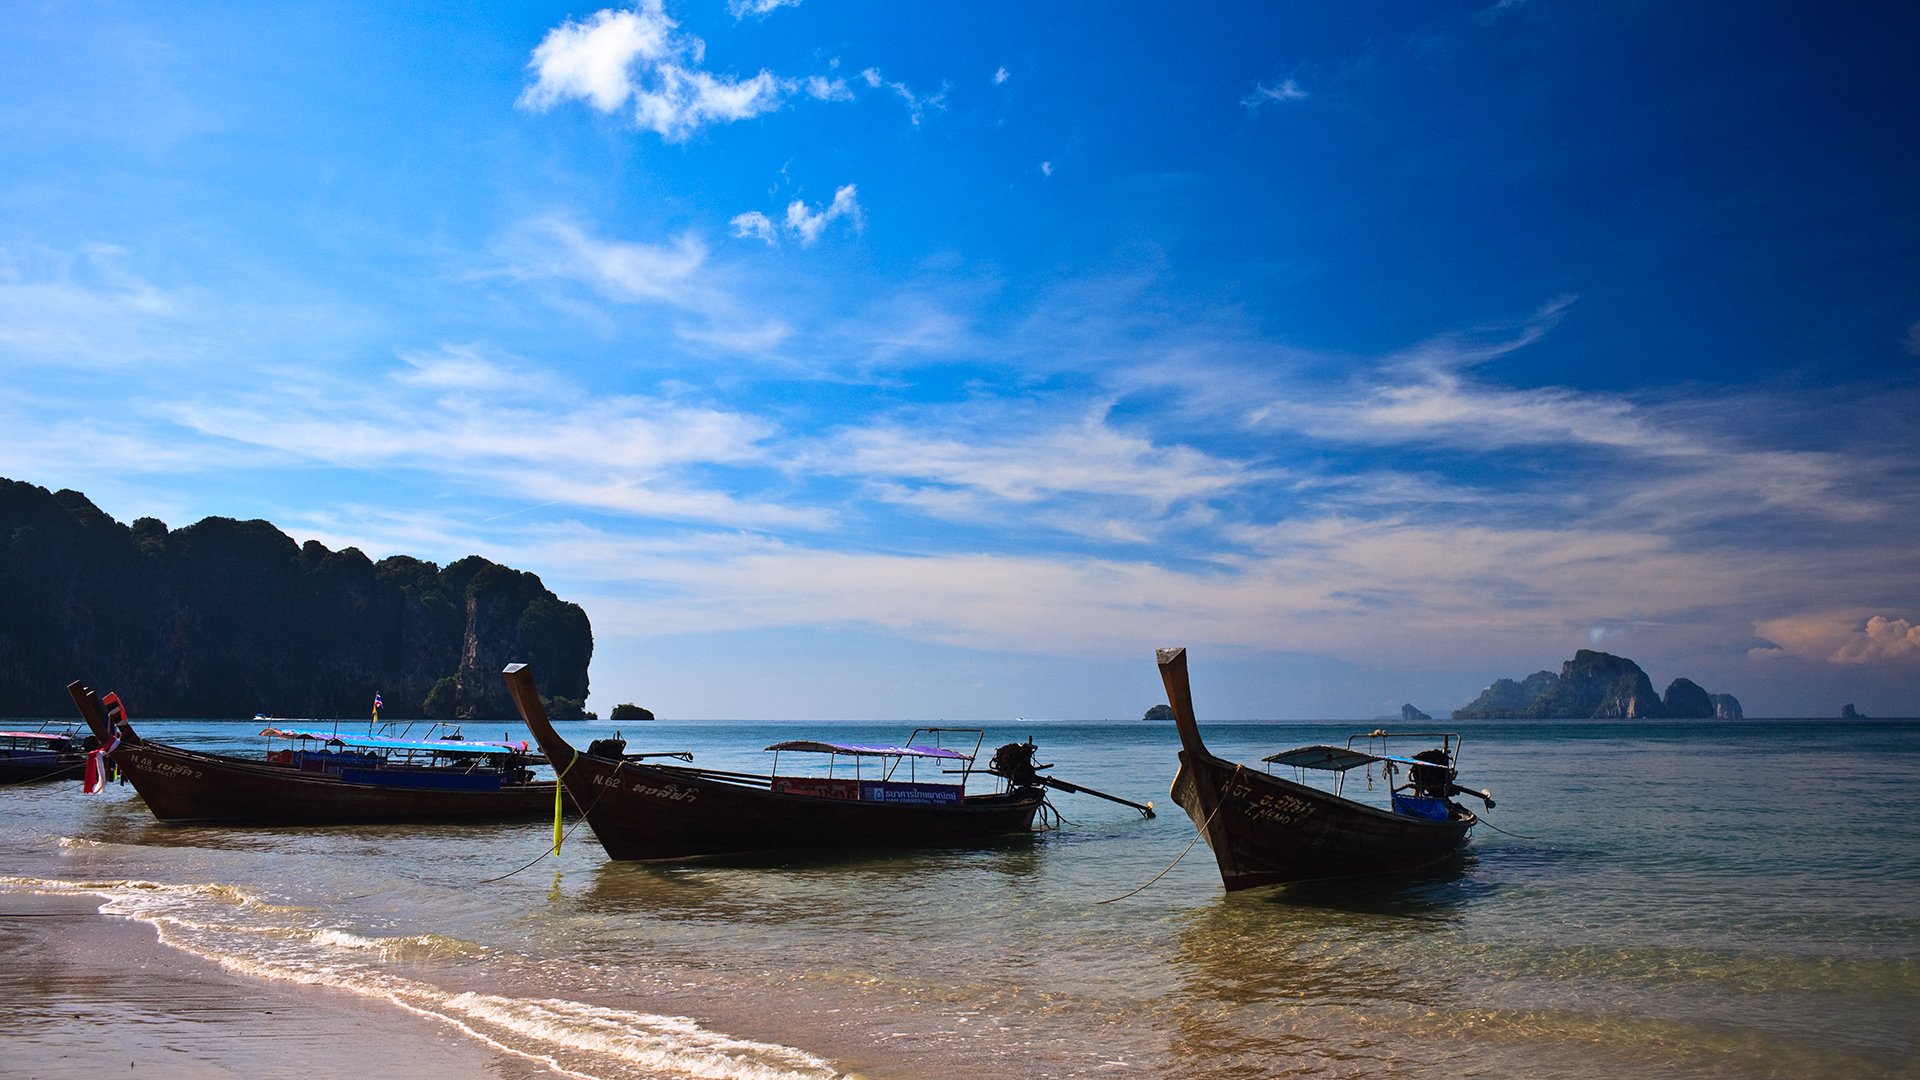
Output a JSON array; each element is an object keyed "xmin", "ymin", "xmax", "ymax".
[{"xmin": 0, "ymin": 890, "xmax": 554, "ymax": 1079}]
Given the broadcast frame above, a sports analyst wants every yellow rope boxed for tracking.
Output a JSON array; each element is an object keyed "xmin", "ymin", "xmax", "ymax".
[
  {"xmin": 1094, "ymin": 765, "xmax": 1236, "ymax": 905},
  {"xmin": 551, "ymin": 751, "xmax": 577, "ymax": 855}
]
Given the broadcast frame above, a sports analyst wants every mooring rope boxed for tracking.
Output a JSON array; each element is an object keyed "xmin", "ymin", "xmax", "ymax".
[
  {"xmin": 1473, "ymin": 813, "xmax": 1540, "ymax": 841},
  {"xmin": 1093, "ymin": 765, "xmax": 1236, "ymax": 905},
  {"xmin": 476, "ymin": 756, "xmax": 623, "ymax": 885}
]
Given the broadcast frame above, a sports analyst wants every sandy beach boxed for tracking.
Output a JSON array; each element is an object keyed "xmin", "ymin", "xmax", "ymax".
[{"xmin": 0, "ymin": 890, "xmax": 553, "ymax": 1080}]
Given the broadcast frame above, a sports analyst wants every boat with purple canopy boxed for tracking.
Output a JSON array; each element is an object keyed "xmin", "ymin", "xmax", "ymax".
[
  {"xmin": 67, "ymin": 679, "xmax": 567, "ymax": 825},
  {"xmin": 502, "ymin": 662, "xmax": 1149, "ymax": 861},
  {"xmin": 0, "ymin": 726, "xmax": 88, "ymax": 784}
]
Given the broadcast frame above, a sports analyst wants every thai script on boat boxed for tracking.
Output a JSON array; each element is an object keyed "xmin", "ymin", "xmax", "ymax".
[
  {"xmin": 145, "ymin": 759, "xmax": 204, "ymax": 781},
  {"xmin": 1221, "ymin": 776, "xmax": 1313, "ymax": 825},
  {"xmin": 625, "ymin": 779, "xmax": 697, "ymax": 803}
]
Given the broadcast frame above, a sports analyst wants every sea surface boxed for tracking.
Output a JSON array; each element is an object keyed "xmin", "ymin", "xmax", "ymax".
[{"xmin": 3, "ymin": 714, "xmax": 1916, "ymax": 1079}]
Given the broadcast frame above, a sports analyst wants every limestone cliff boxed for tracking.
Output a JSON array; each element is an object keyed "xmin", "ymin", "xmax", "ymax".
[
  {"xmin": 0, "ymin": 478, "xmax": 592, "ymax": 719},
  {"xmin": 1453, "ymin": 650, "xmax": 1736, "ymax": 720}
]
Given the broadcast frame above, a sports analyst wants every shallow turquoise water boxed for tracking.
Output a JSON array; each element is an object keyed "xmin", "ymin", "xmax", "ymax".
[{"xmin": 3, "ymin": 715, "xmax": 1916, "ymax": 1078}]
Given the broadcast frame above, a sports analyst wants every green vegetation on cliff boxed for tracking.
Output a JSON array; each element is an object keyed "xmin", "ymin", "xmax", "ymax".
[{"xmin": 0, "ymin": 478, "xmax": 592, "ymax": 719}]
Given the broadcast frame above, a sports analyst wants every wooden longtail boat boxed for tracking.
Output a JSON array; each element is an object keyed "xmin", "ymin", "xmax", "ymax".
[
  {"xmin": 0, "ymin": 726, "xmax": 88, "ymax": 783},
  {"xmin": 66, "ymin": 680, "xmax": 563, "ymax": 825},
  {"xmin": 502, "ymin": 662, "xmax": 1056, "ymax": 860},
  {"xmin": 1156, "ymin": 647, "xmax": 1493, "ymax": 891}
]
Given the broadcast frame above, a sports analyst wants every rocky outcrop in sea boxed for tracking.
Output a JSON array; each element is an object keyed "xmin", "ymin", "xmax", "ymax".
[{"xmin": 1452, "ymin": 649, "xmax": 1742, "ymax": 720}]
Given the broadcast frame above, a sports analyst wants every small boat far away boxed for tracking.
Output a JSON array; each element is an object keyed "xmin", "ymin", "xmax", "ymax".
[
  {"xmin": 66, "ymin": 680, "xmax": 566, "ymax": 825},
  {"xmin": 0, "ymin": 724, "xmax": 89, "ymax": 784},
  {"xmin": 502, "ymin": 662, "xmax": 1151, "ymax": 862},
  {"xmin": 1155, "ymin": 646, "xmax": 1496, "ymax": 892}
]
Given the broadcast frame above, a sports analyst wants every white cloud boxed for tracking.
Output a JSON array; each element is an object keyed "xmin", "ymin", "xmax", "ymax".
[
  {"xmin": 992, "ymin": 66, "xmax": 1010, "ymax": 86},
  {"xmin": 0, "ymin": 243, "xmax": 186, "ymax": 368},
  {"xmin": 1243, "ymin": 78, "xmax": 1307, "ymax": 109},
  {"xmin": 1753, "ymin": 613, "xmax": 1920, "ymax": 665},
  {"xmin": 729, "ymin": 210, "xmax": 779, "ymax": 245},
  {"xmin": 518, "ymin": 2, "xmax": 806, "ymax": 142},
  {"xmin": 517, "ymin": 7, "xmax": 672, "ymax": 114},
  {"xmin": 785, "ymin": 185, "xmax": 863, "ymax": 245},
  {"xmin": 803, "ymin": 75, "xmax": 852, "ymax": 101},
  {"xmin": 498, "ymin": 215, "xmax": 709, "ymax": 307},
  {"xmin": 731, "ymin": 185, "xmax": 863, "ymax": 247},
  {"xmin": 393, "ymin": 344, "xmax": 527, "ymax": 390},
  {"xmin": 1040, "ymin": 161, "xmax": 1053, "ymax": 177},
  {"xmin": 727, "ymin": 0, "xmax": 802, "ymax": 18},
  {"xmin": 859, "ymin": 67, "xmax": 946, "ymax": 125}
]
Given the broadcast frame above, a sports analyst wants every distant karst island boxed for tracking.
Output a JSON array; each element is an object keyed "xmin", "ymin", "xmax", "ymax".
[
  {"xmin": 1451, "ymin": 649, "xmax": 1742, "ymax": 720},
  {"xmin": 0, "ymin": 478, "xmax": 593, "ymax": 720}
]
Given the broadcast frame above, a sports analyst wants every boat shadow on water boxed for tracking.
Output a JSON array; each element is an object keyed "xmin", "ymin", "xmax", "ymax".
[
  {"xmin": 1233, "ymin": 851, "xmax": 1489, "ymax": 918},
  {"xmin": 573, "ymin": 836, "xmax": 1045, "ymax": 920}
]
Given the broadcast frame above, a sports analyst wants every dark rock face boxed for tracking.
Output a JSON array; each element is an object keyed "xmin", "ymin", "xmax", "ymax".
[
  {"xmin": 1400, "ymin": 703, "xmax": 1432, "ymax": 722},
  {"xmin": 1663, "ymin": 678, "xmax": 1715, "ymax": 719},
  {"xmin": 0, "ymin": 478, "xmax": 592, "ymax": 719},
  {"xmin": 1452, "ymin": 671, "xmax": 1558, "ymax": 718},
  {"xmin": 1710, "ymin": 693, "xmax": 1744, "ymax": 720},
  {"xmin": 1453, "ymin": 650, "xmax": 1738, "ymax": 720},
  {"xmin": 1840, "ymin": 703, "xmax": 1865, "ymax": 720},
  {"xmin": 609, "ymin": 703, "xmax": 655, "ymax": 722}
]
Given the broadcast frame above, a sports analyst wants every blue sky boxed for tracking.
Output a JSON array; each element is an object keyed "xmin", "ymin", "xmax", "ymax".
[{"xmin": 3, "ymin": 1, "xmax": 1916, "ymax": 719}]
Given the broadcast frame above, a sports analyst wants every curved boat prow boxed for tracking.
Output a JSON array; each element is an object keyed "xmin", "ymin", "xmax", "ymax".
[
  {"xmin": 500, "ymin": 663, "xmax": 577, "ymax": 769},
  {"xmin": 1155, "ymin": 646, "xmax": 1209, "ymax": 761},
  {"xmin": 66, "ymin": 680, "xmax": 139, "ymax": 746}
]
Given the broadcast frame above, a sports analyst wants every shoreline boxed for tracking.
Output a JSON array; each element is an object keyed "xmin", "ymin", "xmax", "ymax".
[{"xmin": 0, "ymin": 889, "xmax": 556, "ymax": 1080}]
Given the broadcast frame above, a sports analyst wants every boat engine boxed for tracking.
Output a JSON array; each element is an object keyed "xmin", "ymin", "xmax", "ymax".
[
  {"xmin": 1409, "ymin": 749, "xmax": 1456, "ymax": 799},
  {"xmin": 587, "ymin": 734, "xmax": 628, "ymax": 759},
  {"xmin": 987, "ymin": 740, "xmax": 1049, "ymax": 788}
]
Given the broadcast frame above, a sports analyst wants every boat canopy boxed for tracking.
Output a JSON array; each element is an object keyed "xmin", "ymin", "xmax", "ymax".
[
  {"xmin": 1261, "ymin": 745, "xmax": 1448, "ymax": 772},
  {"xmin": 764, "ymin": 740, "xmax": 967, "ymax": 760},
  {"xmin": 259, "ymin": 728, "xmax": 529, "ymax": 756},
  {"xmin": 0, "ymin": 731, "xmax": 76, "ymax": 742}
]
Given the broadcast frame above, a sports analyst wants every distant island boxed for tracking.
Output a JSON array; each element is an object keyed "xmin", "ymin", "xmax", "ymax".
[
  {"xmin": 610, "ymin": 703, "xmax": 656, "ymax": 721},
  {"xmin": 1452, "ymin": 649, "xmax": 1742, "ymax": 720},
  {"xmin": 1142, "ymin": 703, "xmax": 1174, "ymax": 722},
  {"xmin": 0, "ymin": 478, "xmax": 592, "ymax": 720}
]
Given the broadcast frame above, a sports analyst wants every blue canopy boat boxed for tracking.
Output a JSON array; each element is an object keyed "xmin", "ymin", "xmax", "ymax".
[
  {"xmin": 67, "ymin": 680, "xmax": 567, "ymax": 825},
  {"xmin": 1157, "ymin": 646, "xmax": 1496, "ymax": 891},
  {"xmin": 502, "ymin": 662, "xmax": 1153, "ymax": 861}
]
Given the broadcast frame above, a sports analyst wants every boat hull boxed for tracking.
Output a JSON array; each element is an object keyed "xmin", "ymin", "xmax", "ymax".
[
  {"xmin": 503, "ymin": 663, "xmax": 1045, "ymax": 860},
  {"xmin": 67, "ymin": 680, "xmax": 558, "ymax": 825},
  {"xmin": 0, "ymin": 755, "xmax": 86, "ymax": 784},
  {"xmin": 1170, "ymin": 752, "xmax": 1473, "ymax": 890},
  {"xmin": 104, "ymin": 740, "xmax": 558, "ymax": 825},
  {"xmin": 553, "ymin": 752, "xmax": 1043, "ymax": 860}
]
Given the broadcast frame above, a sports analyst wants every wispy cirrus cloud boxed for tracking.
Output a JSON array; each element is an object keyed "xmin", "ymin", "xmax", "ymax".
[
  {"xmin": 1243, "ymin": 78, "xmax": 1307, "ymax": 109},
  {"xmin": 859, "ymin": 67, "xmax": 946, "ymax": 125},
  {"xmin": 0, "ymin": 243, "xmax": 187, "ymax": 368},
  {"xmin": 495, "ymin": 214, "xmax": 711, "ymax": 308},
  {"xmin": 727, "ymin": 0, "xmax": 801, "ymax": 19}
]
